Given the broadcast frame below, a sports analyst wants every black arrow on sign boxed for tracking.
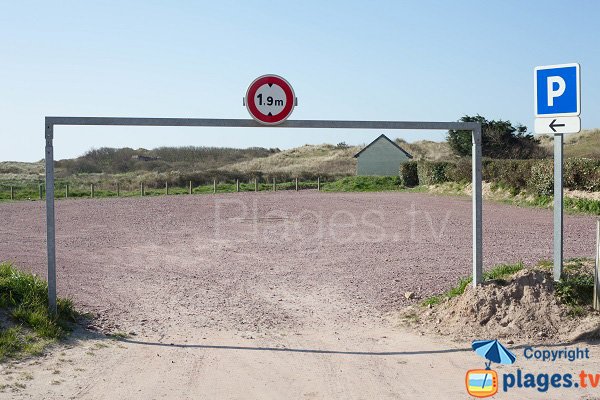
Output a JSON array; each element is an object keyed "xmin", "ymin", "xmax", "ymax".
[
  {"xmin": 268, "ymin": 83, "xmax": 273, "ymax": 87},
  {"xmin": 549, "ymin": 119, "xmax": 565, "ymax": 133},
  {"xmin": 268, "ymin": 112, "xmax": 273, "ymax": 116}
]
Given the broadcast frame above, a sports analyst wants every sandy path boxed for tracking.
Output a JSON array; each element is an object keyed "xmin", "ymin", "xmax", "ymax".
[
  {"xmin": 3, "ymin": 326, "xmax": 600, "ymax": 399},
  {"xmin": 0, "ymin": 191, "xmax": 598, "ymax": 399}
]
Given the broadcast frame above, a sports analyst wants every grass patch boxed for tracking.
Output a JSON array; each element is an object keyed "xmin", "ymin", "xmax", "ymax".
[
  {"xmin": 3, "ymin": 174, "xmax": 599, "ymax": 217},
  {"xmin": 0, "ymin": 262, "xmax": 78, "ymax": 361},
  {"xmin": 322, "ymin": 176, "xmax": 409, "ymax": 192},
  {"xmin": 537, "ymin": 258, "xmax": 595, "ymax": 316},
  {"xmin": 422, "ymin": 258, "xmax": 596, "ymax": 317},
  {"xmin": 564, "ymin": 197, "xmax": 600, "ymax": 215},
  {"xmin": 494, "ymin": 193, "xmax": 600, "ymax": 216},
  {"xmin": 106, "ymin": 331, "xmax": 129, "ymax": 339},
  {"xmin": 422, "ymin": 262, "xmax": 525, "ymax": 306},
  {"xmin": 484, "ymin": 263, "xmax": 526, "ymax": 282},
  {"xmin": 431, "ymin": 182, "xmax": 600, "ymax": 216}
]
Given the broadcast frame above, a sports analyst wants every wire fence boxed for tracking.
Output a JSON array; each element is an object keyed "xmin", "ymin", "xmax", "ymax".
[{"xmin": 0, "ymin": 177, "xmax": 325, "ymax": 201}]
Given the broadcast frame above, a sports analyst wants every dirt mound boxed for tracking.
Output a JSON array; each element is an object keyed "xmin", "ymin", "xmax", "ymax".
[{"xmin": 402, "ymin": 269, "xmax": 600, "ymax": 343}]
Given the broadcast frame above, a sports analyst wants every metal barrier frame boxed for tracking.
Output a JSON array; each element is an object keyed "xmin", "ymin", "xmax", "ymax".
[{"xmin": 44, "ymin": 117, "xmax": 483, "ymax": 314}]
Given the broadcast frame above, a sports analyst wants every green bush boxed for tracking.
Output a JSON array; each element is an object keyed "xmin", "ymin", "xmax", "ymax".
[
  {"xmin": 409, "ymin": 158, "xmax": 598, "ymax": 196},
  {"xmin": 445, "ymin": 159, "xmax": 471, "ymax": 183},
  {"xmin": 399, "ymin": 161, "xmax": 419, "ymax": 187},
  {"xmin": 528, "ymin": 160, "xmax": 554, "ymax": 196},
  {"xmin": 564, "ymin": 158, "xmax": 600, "ymax": 192},
  {"xmin": 447, "ymin": 115, "xmax": 545, "ymax": 158},
  {"xmin": 482, "ymin": 159, "xmax": 535, "ymax": 193},
  {"xmin": 417, "ymin": 162, "xmax": 450, "ymax": 185}
]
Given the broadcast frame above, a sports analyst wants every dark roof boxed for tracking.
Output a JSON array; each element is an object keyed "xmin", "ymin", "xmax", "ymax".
[{"xmin": 353, "ymin": 134, "xmax": 413, "ymax": 159}]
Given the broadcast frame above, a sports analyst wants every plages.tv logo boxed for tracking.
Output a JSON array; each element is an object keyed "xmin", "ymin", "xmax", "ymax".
[{"xmin": 466, "ymin": 339, "xmax": 516, "ymax": 398}]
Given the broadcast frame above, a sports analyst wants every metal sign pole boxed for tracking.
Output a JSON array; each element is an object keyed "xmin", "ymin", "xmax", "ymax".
[
  {"xmin": 554, "ymin": 133, "xmax": 563, "ymax": 280},
  {"xmin": 534, "ymin": 63, "xmax": 581, "ymax": 281},
  {"xmin": 594, "ymin": 220, "xmax": 599, "ymax": 311},
  {"xmin": 45, "ymin": 121, "xmax": 57, "ymax": 315},
  {"xmin": 472, "ymin": 124, "xmax": 483, "ymax": 286}
]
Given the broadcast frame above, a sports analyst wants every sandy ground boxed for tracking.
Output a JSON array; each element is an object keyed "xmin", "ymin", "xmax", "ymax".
[
  {"xmin": 0, "ymin": 191, "xmax": 598, "ymax": 399},
  {"xmin": 4, "ymin": 326, "xmax": 600, "ymax": 400}
]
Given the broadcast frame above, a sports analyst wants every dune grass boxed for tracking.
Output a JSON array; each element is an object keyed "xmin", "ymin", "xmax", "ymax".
[
  {"xmin": 538, "ymin": 129, "xmax": 600, "ymax": 158},
  {"xmin": 0, "ymin": 262, "xmax": 78, "ymax": 361}
]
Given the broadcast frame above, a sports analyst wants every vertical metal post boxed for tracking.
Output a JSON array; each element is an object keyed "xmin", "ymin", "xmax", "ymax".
[
  {"xmin": 189, "ymin": 181, "xmax": 192, "ymax": 195},
  {"xmin": 10, "ymin": 186, "xmax": 14, "ymax": 200},
  {"xmin": 295, "ymin": 177, "xmax": 298, "ymax": 191},
  {"xmin": 213, "ymin": 179, "xmax": 216, "ymax": 194},
  {"xmin": 45, "ymin": 122, "xmax": 57, "ymax": 315},
  {"xmin": 594, "ymin": 220, "xmax": 600, "ymax": 311},
  {"xmin": 236, "ymin": 179, "xmax": 240, "ymax": 192},
  {"xmin": 472, "ymin": 124, "xmax": 483, "ymax": 286},
  {"xmin": 554, "ymin": 133, "xmax": 563, "ymax": 281},
  {"xmin": 317, "ymin": 177, "xmax": 321, "ymax": 191}
]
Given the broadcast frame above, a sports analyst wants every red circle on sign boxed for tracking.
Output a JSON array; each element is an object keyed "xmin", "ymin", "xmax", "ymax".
[{"xmin": 245, "ymin": 75, "xmax": 295, "ymax": 125}]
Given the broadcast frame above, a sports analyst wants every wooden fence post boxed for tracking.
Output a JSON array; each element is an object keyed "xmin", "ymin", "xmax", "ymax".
[
  {"xmin": 140, "ymin": 183, "xmax": 144, "ymax": 197},
  {"xmin": 116, "ymin": 182, "xmax": 120, "ymax": 197},
  {"xmin": 90, "ymin": 183, "xmax": 94, "ymax": 198},
  {"xmin": 10, "ymin": 186, "xmax": 14, "ymax": 200},
  {"xmin": 317, "ymin": 177, "xmax": 321, "ymax": 191},
  {"xmin": 189, "ymin": 181, "xmax": 192, "ymax": 195},
  {"xmin": 295, "ymin": 177, "xmax": 298, "ymax": 191},
  {"xmin": 236, "ymin": 179, "xmax": 240, "ymax": 192},
  {"xmin": 39, "ymin": 184, "xmax": 43, "ymax": 200},
  {"xmin": 272, "ymin": 178, "xmax": 276, "ymax": 191},
  {"xmin": 165, "ymin": 181, "xmax": 169, "ymax": 195},
  {"xmin": 65, "ymin": 183, "xmax": 69, "ymax": 198},
  {"xmin": 213, "ymin": 179, "xmax": 216, "ymax": 194},
  {"xmin": 255, "ymin": 178, "xmax": 258, "ymax": 192}
]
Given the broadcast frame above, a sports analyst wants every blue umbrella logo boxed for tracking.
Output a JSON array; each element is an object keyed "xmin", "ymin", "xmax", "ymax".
[
  {"xmin": 472, "ymin": 339, "xmax": 516, "ymax": 369},
  {"xmin": 466, "ymin": 340, "xmax": 515, "ymax": 397}
]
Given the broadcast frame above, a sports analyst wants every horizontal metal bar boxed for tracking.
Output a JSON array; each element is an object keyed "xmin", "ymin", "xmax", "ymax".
[{"xmin": 45, "ymin": 117, "xmax": 478, "ymax": 131}]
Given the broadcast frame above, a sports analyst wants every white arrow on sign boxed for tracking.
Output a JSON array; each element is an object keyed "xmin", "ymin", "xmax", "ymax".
[{"xmin": 534, "ymin": 116, "xmax": 580, "ymax": 134}]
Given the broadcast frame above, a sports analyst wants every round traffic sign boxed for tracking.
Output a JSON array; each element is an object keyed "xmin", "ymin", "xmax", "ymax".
[{"xmin": 245, "ymin": 75, "xmax": 295, "ymax": 125}]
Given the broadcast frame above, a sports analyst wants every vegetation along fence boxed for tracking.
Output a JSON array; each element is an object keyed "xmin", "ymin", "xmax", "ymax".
[{"xmin": 0, "ymin": 177, "xmax": 325, "ymax": 201}]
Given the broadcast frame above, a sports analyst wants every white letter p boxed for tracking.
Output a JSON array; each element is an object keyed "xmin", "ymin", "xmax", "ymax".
[{"xmin": 547, "ymin": 76, "xmax": 566, "ymax": 107}]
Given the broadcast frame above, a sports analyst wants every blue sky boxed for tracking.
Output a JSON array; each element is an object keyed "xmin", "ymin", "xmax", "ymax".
[{"xmin": 1, "ymin": 1, "xmax": 598, "ymax": 161}]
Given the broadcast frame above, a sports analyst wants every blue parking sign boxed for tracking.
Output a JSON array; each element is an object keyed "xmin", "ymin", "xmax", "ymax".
[{"xmin": 534, "ymin": 63, "xmax": 580, "ymax": 117}]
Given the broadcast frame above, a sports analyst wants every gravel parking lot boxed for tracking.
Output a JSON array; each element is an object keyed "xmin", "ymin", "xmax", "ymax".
[
  {"xmin": 0, "ymin": 191, "xmax": 595, "ymax": 336},
  {"xmin": 2, "ymin": 191, "xmax": 599, "ymax": 399}
]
